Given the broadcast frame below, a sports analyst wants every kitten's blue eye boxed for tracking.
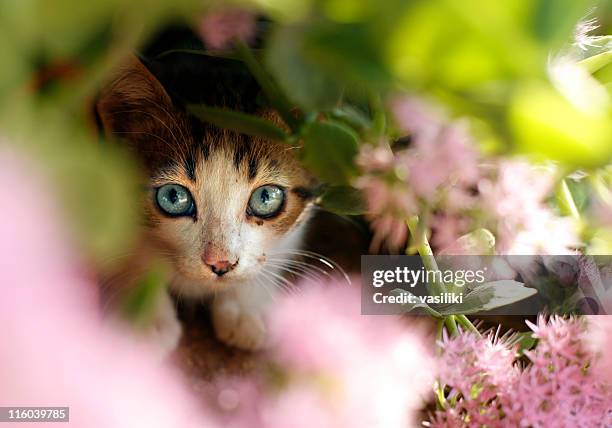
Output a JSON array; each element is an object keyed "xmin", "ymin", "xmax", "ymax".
[
  {"xmin": 156, "ymin": 184, "xmax": 194, "ymax": 217},
  {"xmin": 248, "ymin": 185, "xmax": 285, "ymax": 218}
]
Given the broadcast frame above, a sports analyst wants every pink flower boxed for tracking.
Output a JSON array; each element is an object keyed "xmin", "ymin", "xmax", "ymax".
[
  {"xmin": 220, "ymin": 280, "xmax": 437, "ymax": 428},
  {"xmin": 391, "ymin": 96, "xmax": 445, "ymax": 137},
  {"xmin": 430, "ymin": 214, "xmax": 471, "ymax": 254},
  {"xmin": 479, "ymin": 160, "xmax": 580, "ymax": 254},
  {"xmin": 0, "ymin": 147, "xmax": 211, "ymax": 428},
  {"xmin": 429, "ymin": 317, "xmax": 612, "ymax": 427},
  {"xmin": 354, "ymin": 172, "xmax": 415, "ymax": 253},
  {"xmin": 586, "ymin": 316, "xmax": 612, "ymax": 384},
  {"xmin": 590, "ymin": 197, "xmax": 612, "ymax": 227},
  {"xmin": 431, "ymin": 328, "xmax": 518, "ymax": 427},
  {"xmin": 391, "ymin": 97, "xmax": 480, "ymax": 203},
  {"xmin": 355, "ymin": 142, "xmax": 395, "ymax": 173},
  {"xmin": 356, "ymin": 96, "xmax": 481, "ymax": 253},
  {"xmin": 507, "ymin": 316, "xmax": 612, "ymax": 428},
  {"xmin": 197, "ymin": 9, "xmax": 256, "ymax": 50},
  {"xmin": 402, "ymin": 122, "xmax": 479, "ymax": 201}
]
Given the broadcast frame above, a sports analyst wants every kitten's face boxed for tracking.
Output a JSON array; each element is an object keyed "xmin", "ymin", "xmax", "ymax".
[{"xmin": 97, "ymin": 58, "xmax": 316, "ymax": 295}]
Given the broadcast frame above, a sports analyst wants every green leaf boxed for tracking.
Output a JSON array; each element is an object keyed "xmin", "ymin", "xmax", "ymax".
[
  {"xmin": 265, "ymin": 25, "xmax": 344, "ymax": 110},
  {"xmin": 579, "ymin": 49, "xmax": 612, "ymax": 75},
  {"xmin": 120, "ymin": 265, "xmax": 167, "ymax": 328},
  {"xmin": 390, "ymin": 289, "xmax": 442, "ymax": 317},
  {"xmin": 437, "ymin": 280, "xmax": 537, "ymax": 315},
  {"xmin": 318, "ymin": 185, "xmax": 366, "ymax": 215},
  {"xmin": 302, "ymin": 120, "xmax": 360, "ymax": 184},
  {"xmin": 188, "ymin": 105, "xmax": 289, "ymax": 141},
  {"xmin": 329, "ymin": 105, "xmax": 372, "ymax": 131},
  {"xmin": 509, "ymin": 81, "xmax": 612, "ymax": 168}
]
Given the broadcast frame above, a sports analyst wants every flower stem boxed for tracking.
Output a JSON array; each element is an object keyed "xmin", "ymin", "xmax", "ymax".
[
  {"xmin": 444, "ymin": 315, "xmax": 458, "ymax": 336},
  {"xmin": 455, "ymin": 314, "xmax": 481, "ymax": 337},
  {"xmin": 556, "ymin": 179, "xmax": 580, "ymax": 220},
  {"xmin": 406, "ymin": 216, "xmax": 446, "ymax": 296},
  {"xmin": 406, "ymin": 216, "xmax": 480, "ymax": 337}
]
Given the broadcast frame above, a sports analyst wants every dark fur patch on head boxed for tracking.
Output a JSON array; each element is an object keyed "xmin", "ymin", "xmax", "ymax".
[
  {"xmin": 183, "ymin": 153, "xmax": 197, "ymax": 181},
  {"xmin": 248, "ymin": 156, "xmax": 258, "ymax": 180},
  {"xmin": 200, "ymin": 141, "xmax": 210, "ymax": 161}
]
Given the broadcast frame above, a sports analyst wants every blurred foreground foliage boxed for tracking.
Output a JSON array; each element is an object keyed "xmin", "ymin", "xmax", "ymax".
[{"xmin": 0, "ymin": 0, "xmax": 610, "ymax": 268}]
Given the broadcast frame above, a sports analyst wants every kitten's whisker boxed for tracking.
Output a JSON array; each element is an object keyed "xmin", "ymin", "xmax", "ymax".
[
  {"xmin": 266, "ymin": 258, "xmax": 333, "ymax": 278},
  {"xmin": 258, "ymin": 267, "xmax": 298, "ymax": 295},
  {"xmin": 110, "ymin": 109, "xmax": 184, "ymax": 156},
  {"xmin": 263, "ymin": 261, "xmax": 328, "ymax": 284},
  {"xmin": 144, "ymin": 100, "xmax": 190, "ymax": 146},
  {"xmin": 263, "ymin": 262, "xmax": 325, "ymax": 284},
  {"xmin": 254, "ymin": 277, "xmax": 277, "ymax": 302},
  {"xmin": 267, "ymin": 250, "xmax": 351, "ymax": 286}
]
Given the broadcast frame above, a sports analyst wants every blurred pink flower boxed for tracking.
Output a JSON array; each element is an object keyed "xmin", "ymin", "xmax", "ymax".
[
  {"xmin": 356, "ymin": 96, "xmax": 481, "ymax": 253},
  {"xmin": 215, "ymin": 281, "xmax": 435, "ymax": 428},
  {"xmin": 430, "ymin": 214, "xmax": 471, "ymax": 253},
  {"xmin": 391, "ymin": 97, "xmax": 479, "ymax": 202},
  {"xmin": 197, "ymin": 9, "xmax": 256, "ymax": 50},
  {"xmin": 590, "ymin": 197, "xmax": 612, "ymax": 227},
  {"xmin": 355, "ymin": 142, "xmax": 395, "ymax": 172},
  {"xmin": 398, "ymin": 121, "xmax": 479, "ymax": 202},
  {"xmin": 391, "ymin": 96, "xmax": 444, "ymax": 138},
  {"xmin": 586, "ymin": 316, "xmax": 612, "ymax": 385},
  {"xmin": 0, "ymin": 147, "xmax": 210, "ymax": 428},
  {"xmin": 354, "ymin": 170, "xmax": 414, "ymax": 253},
  {"xmin": 479, "ymin": 160, "xmax": 580, "ymax": 255}
]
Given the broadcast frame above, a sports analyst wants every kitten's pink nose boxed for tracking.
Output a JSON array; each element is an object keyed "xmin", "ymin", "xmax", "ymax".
[{"xmin": 202, "ymin": 251, "xmax": 238, "ymax": 277}]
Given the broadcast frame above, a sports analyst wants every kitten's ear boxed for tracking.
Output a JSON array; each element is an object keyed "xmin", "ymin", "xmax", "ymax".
[{"xmin": 95, "ymin": 56, "xmax": 187, "ymax": 171}]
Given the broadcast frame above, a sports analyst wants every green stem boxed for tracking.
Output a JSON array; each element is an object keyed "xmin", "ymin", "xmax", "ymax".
[
  {"xmin": 406, "ymin": 216, "xmax": 445, "ymax": 295},
  {"xmin": 434, "ymin": 380, "xmax": 448, "ymax": 410},
  {"xmin": 455, "ymin": 314, "xmax": 481, "ymax": 337},
  {"xmin": 435, "ymin": 318, "xmax": 445, "ymax": 342},
  {"xmin": 556, "ymin": 179, "xmax": 580, "ymax": 220},
  {"xmin": 406, "ymin": 216, "xmax": 480, "ymax": 337},
  {"xmin": 444, "ymin": 315, "xmax": 458, "ymax": 336}
]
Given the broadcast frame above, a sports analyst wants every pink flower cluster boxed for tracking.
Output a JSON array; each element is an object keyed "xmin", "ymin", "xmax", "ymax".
[
  {"xmin": 429, "ymin": 328, "xmax": 518, "ymax": 427},
  {"xmin": 212, "ymin": 281, "xmax": 436, "ymax": 428},
  {"xmin": 429, "ymin": 316, "xmax": 612, "ymax": 428},
  {"xmin": 356, "ymin": 95, "xmax": 580, "ymax": 255},
  {"xmin": 478, "ymin": 161, "xmax": 580, "ymax": 255},
  {"xmin": 356, "ymin": 97, "xmax": 479, "ymax": 252}
]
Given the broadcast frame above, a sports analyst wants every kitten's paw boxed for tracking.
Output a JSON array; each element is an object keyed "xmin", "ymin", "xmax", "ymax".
[
  {"xmin": 212, "ymin": 296, "xmax": 266, "ymax": 351},
  {"xmin": 145, "ymin": 291, "xmax": 182, "ymax": 358}
]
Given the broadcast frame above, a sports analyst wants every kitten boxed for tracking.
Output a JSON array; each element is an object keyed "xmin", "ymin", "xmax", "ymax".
[{"xmin": 96, "ymin": 57, "xmax": 317, "ymax": 352}]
